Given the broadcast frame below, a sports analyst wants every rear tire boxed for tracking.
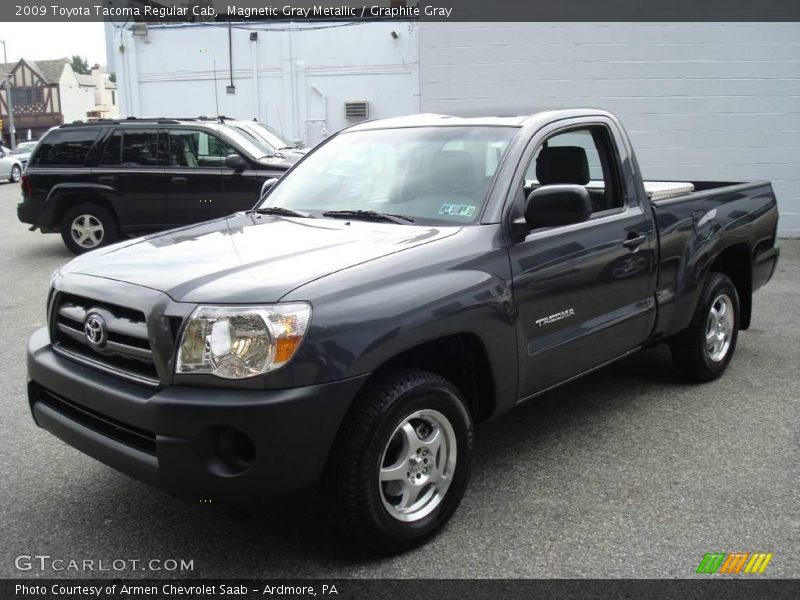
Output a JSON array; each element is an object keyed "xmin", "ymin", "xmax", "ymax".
[
  {"xmin": 9, "ymin": 165, "xmax": 21, "ymax": 183},
  {"xmin": 324, "ymin": 369, "xmax": 473, "ymax": 553},
  {"xmin": 61, "ymin": 203, "xmax": 119, "ymax": 255},
  {"xmin": 670, "ymin": 272, "xmax": 739, "ymax": 382}
]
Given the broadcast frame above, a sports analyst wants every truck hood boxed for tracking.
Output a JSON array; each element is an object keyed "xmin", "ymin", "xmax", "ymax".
[{"xmin": 63, "ymin": 213, "xmax": 459, "ymax": 303}]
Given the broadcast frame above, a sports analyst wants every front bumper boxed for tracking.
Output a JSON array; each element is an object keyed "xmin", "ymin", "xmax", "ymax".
[{"xmin": 27, "ymin": 327, "xmax": 368, "ymax": 504}]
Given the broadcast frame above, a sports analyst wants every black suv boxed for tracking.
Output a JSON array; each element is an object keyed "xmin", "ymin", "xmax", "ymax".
[{"xmin": 17, "ymin": 118, "xmax": 292, "ymax": 254}]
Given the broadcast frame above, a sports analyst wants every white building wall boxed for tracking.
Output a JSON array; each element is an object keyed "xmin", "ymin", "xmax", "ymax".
[
  {"xmin": 115, "ymin": 21, "xmax": 799, "ymax": 235},
  {"xmin": 116, "ymin": 21, "xmax": 420, "ymax": 146},
  {"xmin": 419, "ymin": 22, "xmax": 800, "ymax": 236},
  {"xmin": 58, "ymin": 65, "xmax": 96, "ymax": 122}
]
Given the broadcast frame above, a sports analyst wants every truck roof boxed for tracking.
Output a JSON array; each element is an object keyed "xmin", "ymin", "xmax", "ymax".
[{"xmin": 345, "ymin": 108, "xmax": 616, "ymax": 132}]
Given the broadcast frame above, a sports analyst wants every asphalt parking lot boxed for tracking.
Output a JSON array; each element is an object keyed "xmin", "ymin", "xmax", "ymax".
[{"xmin": 0, "ymin": 180, "xmax": 797, "ymax": 579}]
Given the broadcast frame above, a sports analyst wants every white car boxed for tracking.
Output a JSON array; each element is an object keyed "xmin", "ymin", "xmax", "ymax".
[
  {"xmin": 0, "ymin": 148, "xmax": 23, "ymax": 183},
  {"xmin": 224, "ymin": 120, "xmax": 308, "ymax": 164},
  {"xmin": 11, "ymin": 140, "xmax": 38, "ymax": 167}
]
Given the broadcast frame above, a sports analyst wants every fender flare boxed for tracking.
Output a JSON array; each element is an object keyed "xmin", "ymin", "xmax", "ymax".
[{"xmin": 42, "ymin": 183, "xmax": 117, "ymax": 229}]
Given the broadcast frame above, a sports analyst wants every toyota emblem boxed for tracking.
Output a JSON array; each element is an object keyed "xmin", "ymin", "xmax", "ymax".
[{"xmin": 84, "ymin": 313, "xmax": 107, "ymax": 348}]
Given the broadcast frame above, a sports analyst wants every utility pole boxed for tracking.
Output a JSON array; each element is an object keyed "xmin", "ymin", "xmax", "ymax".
[{"xmin": 0, "ymin": 39, "xmax": 16, "ymax": 150}]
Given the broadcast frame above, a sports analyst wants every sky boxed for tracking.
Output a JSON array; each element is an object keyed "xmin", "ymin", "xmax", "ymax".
[{"xmin": 0, "ymin": 23, "xmax": 108, "ymax": 68}]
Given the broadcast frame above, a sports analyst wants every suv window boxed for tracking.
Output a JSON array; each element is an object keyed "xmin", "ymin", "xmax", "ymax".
[
  {"xmin": 122, "ymin": 130, "xmax": 162, "ymax": 166},
  {"xmin": 168, "ymin": 130, "xmax": 237, "ymax": 167},
  {"xmin": 30, "ymin": 129, "xmax": 100, "ymax": 167},
  {"xmin": 100, "ymin": 129, "xmax": 165, "ymax": 166},
  {"xmin": 524, "ymin": 125, "xmax": 624, "ymax": 213},
  {"xmin": 99, "ymin": 131, "xmax": 122, "ymax": 165}
]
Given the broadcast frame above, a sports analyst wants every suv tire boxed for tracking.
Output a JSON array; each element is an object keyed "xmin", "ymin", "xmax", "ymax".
[
  {"xmin": 324, "ymin": 369, "xmax": 473, "ymax": 553},
  {"xmin": 61, "ymin": 203, "xmax": 119, "ymax": 255},
  {"xmin": 670, "ymin": 271, "xmax": 740, "ymax": 382}
]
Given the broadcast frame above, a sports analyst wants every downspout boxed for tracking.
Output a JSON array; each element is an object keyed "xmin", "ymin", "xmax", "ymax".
[
  {"xmin": 119, "ymin": 26, "xmax": 140, "ymax": 117},
  {"xmin": 228, "ymin": 21, "xmax": 234, "ymax": 91},
  {"xmin": 250, "ymin": 31, "xmax": 260, "ymax": 120},
  {"xmin": 304, "ymin": 84, "xmax": 328, "ymax": 142}
]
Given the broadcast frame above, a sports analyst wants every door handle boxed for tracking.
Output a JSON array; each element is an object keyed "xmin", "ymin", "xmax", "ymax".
[
  {"xmin": 623, "ymin": 234, "xmax": 647, "ymax": 249},
  {"xmin": 171, "ymin": 176, "xmax": 188, "ymax": 184},
  {"xmin": 97, "ymin": 175, "xmax": 115, "ymax": 185}
]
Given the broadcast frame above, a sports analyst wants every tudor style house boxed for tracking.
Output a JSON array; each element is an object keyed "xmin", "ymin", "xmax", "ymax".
[{"xmin": 0, "ymin": 57, "xmax": 118, "ymax": 144}]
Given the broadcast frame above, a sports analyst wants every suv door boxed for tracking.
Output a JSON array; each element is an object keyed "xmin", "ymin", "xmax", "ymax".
[
  {"xmin": 96, "ymin": 128, "xmax": 167, "ymax": 231},
  {"xmin": 508, "ymin": 119, "xmax": 655, "ymax": 398},
  {"xmin": 164, "ymin": 128, "xmax": 240, "ymax": 225}
]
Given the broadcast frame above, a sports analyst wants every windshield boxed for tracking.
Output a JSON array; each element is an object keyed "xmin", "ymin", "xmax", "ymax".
[
  {"xmin": 228, "ymin": 124, "xmax": 277, "ymax": 155},
  {"xmin": 261, "ymin": 126, "xmax": 517, "ymax": 225},
  {"xmin": 254, "ymin": 123, "xmax": 291, "ymax": 149},
  {"xmin": 15, "ymin": 142, "xmax": 37, "ymax": 152},
  {"xmin": 217, "ymin": 125, "xmax": 272, "ymax": 159}
]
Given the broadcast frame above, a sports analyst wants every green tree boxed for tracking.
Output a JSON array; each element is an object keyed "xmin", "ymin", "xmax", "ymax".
[
  {"xmin": 108, "ymin": 72, "xmax": 116, "ymax": 83},
  {"xmin": 69, "ymin": 55, "xmax": 90, "ymax": 75}
]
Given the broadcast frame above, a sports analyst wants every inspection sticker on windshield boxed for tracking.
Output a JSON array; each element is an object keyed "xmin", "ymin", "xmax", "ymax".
[{"xmin": 439, "ymin": 204, "xmax": 476, "ymax": 217}]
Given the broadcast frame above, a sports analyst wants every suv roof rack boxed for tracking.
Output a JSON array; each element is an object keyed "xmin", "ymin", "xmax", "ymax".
[
  {"xmin": 59, "ymin": 116, "xmax": 238, "ymax": 128},
  {"xmin": 171, "ymin": 115, "xmax": 237, "ymax": 122}
]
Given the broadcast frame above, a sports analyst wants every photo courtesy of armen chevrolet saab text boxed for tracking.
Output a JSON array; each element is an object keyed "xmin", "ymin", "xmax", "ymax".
[{"xmin": 25, "ymin": 109, "xmax": 779, "ymax": 553}]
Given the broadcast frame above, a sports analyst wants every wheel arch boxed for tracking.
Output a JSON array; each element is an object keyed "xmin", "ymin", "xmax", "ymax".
[
  {"xmin": 360, "ymin": 333, "xmax": 497, "ymax": 424},
  {"xmin": 709, "ymin": 242, "xmax": 752, "ymax": 330},
  {"xmin": 45, "ymin": 186, "xmax": 120, "ymax": 232}
]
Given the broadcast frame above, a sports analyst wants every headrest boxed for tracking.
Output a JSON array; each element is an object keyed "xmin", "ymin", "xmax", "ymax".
[
  {"xmin": 536, "ymin": 146, "xmax": 590, "ymax": 186},
  {"xmin": 432, "ymin": 150, "xmax": 476, "ymax": 187}
]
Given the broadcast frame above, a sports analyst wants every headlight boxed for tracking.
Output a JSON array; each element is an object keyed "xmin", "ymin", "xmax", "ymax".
[{"xmin": 176, "ymin": 303, "xmax": 311, "ymax": 379}]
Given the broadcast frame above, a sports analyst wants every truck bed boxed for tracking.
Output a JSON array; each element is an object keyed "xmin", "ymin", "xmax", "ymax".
[
  {"xmin": 648, "ymin": 179, "xmax": 779, "ymax": 340},
  {"xmin": 587, "ymin": 180, "xmax": 744, "ymax": 202}
]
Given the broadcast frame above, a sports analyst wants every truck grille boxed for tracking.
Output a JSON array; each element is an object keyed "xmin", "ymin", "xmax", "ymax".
[{"xmin": 51, "ymin": 292, "xmax": 160, "ymax": 386}]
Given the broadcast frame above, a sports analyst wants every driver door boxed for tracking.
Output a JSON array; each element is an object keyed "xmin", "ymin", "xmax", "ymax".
[{"xmin": 509, "ymin": 120, "xmax": 655, "ymax": 399}]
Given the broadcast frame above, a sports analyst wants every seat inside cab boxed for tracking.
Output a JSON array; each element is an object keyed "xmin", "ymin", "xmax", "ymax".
[{"xmin": 524, "ymin": 126, "xmax": 625, "ymax": 214}]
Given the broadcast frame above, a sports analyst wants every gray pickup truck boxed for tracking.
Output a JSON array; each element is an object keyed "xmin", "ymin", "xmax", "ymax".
[{"xmin": 27, "ymin": 109, "xmax": 779, "ymax": 553}]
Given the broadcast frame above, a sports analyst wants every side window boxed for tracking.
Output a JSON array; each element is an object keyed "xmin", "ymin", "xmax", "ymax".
[
  {"xmin": 524, "ymin": 125, "xmax": 624, "ymax": 213},
  {"xmin": 121, "ymin": 130, "xmax": 162, "ymax": 166},
  {"xmin": 168, "ymin": 130, "xmax": 236, "ymax": 167},
  {"xmin": 30, "ymin": 129, "xmax": 100, "ymax": 167},
  {"xmin": 99, "ymin": 131, "xmax": 122, "ymax": 165}
]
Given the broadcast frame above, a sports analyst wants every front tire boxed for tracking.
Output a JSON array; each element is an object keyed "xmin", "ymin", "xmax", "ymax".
[
  {"xmin": 670, "ymin": 272, "xmax": 740, "ymax": 382},
  {"xmin": 324, "ymin": 369, "xmax": 473, "ymax": 553},
  {"xmin": 9, "ymin": 164, "xmax": 21, "ymax": 183},
  {"xmin": 61, "ymin": 203, "xmax": 119, "ymax": 255}
]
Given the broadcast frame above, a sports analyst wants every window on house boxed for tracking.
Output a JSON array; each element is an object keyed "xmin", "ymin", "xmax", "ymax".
[{"xmin": 10, "ymin": 87, "xmax": 44, "ymax": 106}]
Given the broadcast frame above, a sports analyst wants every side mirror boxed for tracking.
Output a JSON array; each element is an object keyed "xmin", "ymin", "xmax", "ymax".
[
  {"xmin": 225, "ymin": 153, "xmax": 247, "ymax": 172},
  {"xmin": 524, "ymin": 184, "xmax": 592, "ymax": 230},
  {"xmin": 259, "ymin": 177, "xmax": 278, "ymax": 200}
]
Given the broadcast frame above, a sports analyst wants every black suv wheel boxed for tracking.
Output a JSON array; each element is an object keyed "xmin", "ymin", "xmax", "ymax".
[
  {"xmin": 324, "ymin": 369, "xmax": 474, "ymax": 553},
  {"xmin": 61, "ymin": 203, "xmax": 119, "ymax": 255}
]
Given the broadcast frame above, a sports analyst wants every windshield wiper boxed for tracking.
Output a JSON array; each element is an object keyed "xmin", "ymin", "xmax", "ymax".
[
  {"xmin": 251, "ymin": 206, "xmax": 315, "ymax": 218},
  {"xmin": 322, "ymin": 210, "xmax": 415, "ymax": 225}
]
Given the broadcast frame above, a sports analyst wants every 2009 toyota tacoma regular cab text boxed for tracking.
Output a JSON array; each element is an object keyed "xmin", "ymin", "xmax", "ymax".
[{"xmin": 26, "ymin": 110, "xmax": 780, "ymax": 553}]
